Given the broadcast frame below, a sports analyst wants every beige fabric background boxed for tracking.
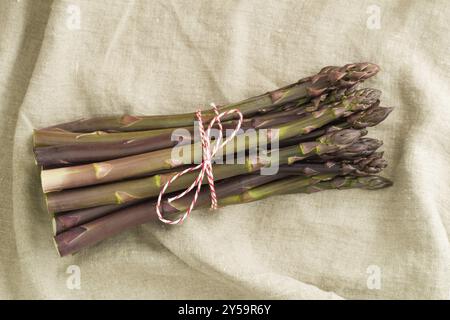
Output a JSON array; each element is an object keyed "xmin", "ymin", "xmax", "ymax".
[{"xmin": 1, "ymin": 0, "xmax": 449, "ymax": 299}]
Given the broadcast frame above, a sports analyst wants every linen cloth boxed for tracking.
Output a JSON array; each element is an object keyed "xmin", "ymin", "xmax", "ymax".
[{"xmin": 1, "ymin": 0, "xmax": 449, "ymax": 299}]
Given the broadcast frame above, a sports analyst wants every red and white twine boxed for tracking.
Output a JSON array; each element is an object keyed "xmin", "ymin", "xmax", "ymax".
[{"xmin": 156, "ymin": 103, "xmax": 243, "ymax": 225}]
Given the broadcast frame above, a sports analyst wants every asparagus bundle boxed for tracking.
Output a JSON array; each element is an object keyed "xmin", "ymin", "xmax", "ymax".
[{"xmin": 32, "ymin": 62, "xmax": 394, "ymax": 257}]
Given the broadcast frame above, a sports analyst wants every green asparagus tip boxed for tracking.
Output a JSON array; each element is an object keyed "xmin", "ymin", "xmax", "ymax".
[
  {"xmin": 330, "ymin": 137, "xmax": 383, "ymax": 160},
  {"xmin": 354, "ymin": 88, "xmax": 382, "ymax": 106},
  {"xmin": 324, "ymin": 129, "xmax": 363, "ymax": 146},
  {"xmin": 349, "ymin": 105, "xmax": 394, "ymax": 129}
]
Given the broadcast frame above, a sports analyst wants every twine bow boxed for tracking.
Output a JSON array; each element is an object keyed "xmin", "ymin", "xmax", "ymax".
[{"xmin": 156, "ymin": 103, "xmax": 243, "ymax": 224}]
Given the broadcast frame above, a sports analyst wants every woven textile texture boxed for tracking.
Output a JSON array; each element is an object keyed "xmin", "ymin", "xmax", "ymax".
[{"xmin": 0, "ymin": 0, "xmax": 449, "ymax": 299}]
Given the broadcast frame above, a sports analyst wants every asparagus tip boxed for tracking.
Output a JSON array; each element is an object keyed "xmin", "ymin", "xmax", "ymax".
[
  {"xmin": 349, "ymin": 105, "xmax": 394, "ymax": 129},
  {"xmin": 325, "ymin": 129, "xmax": 363, "ymax": 146},
  {"xmin": 354, "ymin": 88, "xmax": 382, "ymax": 106}
]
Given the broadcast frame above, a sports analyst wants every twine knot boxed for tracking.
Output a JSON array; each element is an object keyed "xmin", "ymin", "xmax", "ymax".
[{"xmin": 156, "ymin": 103, "xmax": 243, "ymax": 224}]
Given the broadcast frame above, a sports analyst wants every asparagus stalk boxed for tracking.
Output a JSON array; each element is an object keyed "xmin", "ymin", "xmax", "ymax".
[
  {"xmin": 251, "ymin": 85, "xmax": 357, "ymax": 120},
  {"xmin": 33, "ymin": 126, "xmax": 185, "ymax": 147},
  {"xmin": 274, "ymin": 88, "xmax": 380, "ymax": 138},
  {"xmin": 54, "ymin": 174, "xmax": 392, "ymax": 256},
  {"xmin": 40, "ymin": 88, "xmax": 379, "ymax": 193},
  {"xmin": 44, "ymin": 129, "xmax": 364, "ymax": 212},
  {"xmin": 279, "ymin": 105, "xmax": 392, "ymax": 147},
  {"xmin": 285, "ymin": 175, "xmax": 393, "ymax": 195},
  {"xmin": 310, "ymin": 137, "xmax": 383, "ymax": 161},
  {"xmin": 218, "ymin": 175, "xmax": 391, "ymax": 208},
  {"xmin": 52, "ymin": 200, "xmax": 144, "ymax": 236},
  {"xmin": 41, "ymin": 63, "xmax": 379, "ymax": 133},
  {"xmin": 278, "ymin": 152, "xmax": 387, "ymax": 176},
  {"xmin": 53, "ymin": 152, "xmax": 386, "ymax": 234}
]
